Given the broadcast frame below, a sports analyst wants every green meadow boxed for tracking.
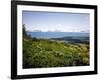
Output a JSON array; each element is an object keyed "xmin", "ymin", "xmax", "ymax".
[{"xmin": 23, "ymin": 37, "xmax": 89, "ymax": 68}]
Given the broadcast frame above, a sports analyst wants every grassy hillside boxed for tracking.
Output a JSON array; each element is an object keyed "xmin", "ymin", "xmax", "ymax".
[{"xmin": 23, "ymin": 38, "xmax": 89, "ymax": 68}]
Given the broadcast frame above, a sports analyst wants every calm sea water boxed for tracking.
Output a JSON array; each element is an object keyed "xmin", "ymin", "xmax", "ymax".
[{"xmin": 27, "ymin": 32, "xmax": 89, "ymax": 39}]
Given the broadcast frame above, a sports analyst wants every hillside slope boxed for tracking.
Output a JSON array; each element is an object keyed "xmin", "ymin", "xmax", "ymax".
[{"xmin": 23, "ymin": 38, "xmax": 89, "ymax": 68}]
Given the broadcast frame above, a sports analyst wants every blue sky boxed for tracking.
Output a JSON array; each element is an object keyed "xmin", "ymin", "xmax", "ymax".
[{"xmin": 22, "ymin": 11, "xmax": 90, "ymax": 32}]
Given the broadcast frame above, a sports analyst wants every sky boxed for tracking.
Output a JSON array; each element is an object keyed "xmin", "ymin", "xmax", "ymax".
[{"xmin": 22, "ymin": 11, "xmax": 90, "ymax": 32}]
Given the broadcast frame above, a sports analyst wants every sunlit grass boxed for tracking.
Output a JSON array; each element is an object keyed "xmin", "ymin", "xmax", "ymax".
[{"xmin": 23, "ymin": 38, "xmax": 89, "ymax": 68}]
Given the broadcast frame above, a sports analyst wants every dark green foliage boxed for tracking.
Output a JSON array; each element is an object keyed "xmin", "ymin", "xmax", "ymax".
[
  {"xmin": 52, "ymin": 36, "xmax": 89, "ymax": 44},
  {"xmin": 23, "ymin": 24, "xmax": 32, "ymax": 39},
  {"xmin": 23, "ymin": 24, "xmax": 27, "ymax": 37}
]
